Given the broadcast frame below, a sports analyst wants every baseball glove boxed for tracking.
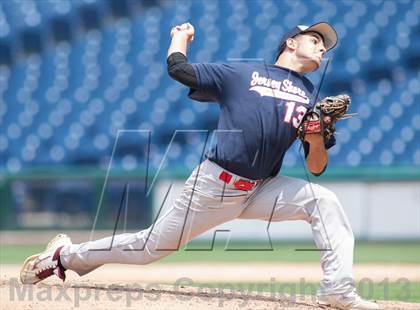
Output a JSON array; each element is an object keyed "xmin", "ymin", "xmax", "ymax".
[{"xmin": 298, "ymin": 94, "xmax": 353, "ymax": 141}]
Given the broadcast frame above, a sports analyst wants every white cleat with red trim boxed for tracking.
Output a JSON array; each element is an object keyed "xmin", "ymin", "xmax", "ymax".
[
  {"xmin": 317, "ymin": 290, "xmax": 381, "ymax": 309},
  {"xmin": 20, "ymin": 234, "xmax": 72, "ymax": 284}
]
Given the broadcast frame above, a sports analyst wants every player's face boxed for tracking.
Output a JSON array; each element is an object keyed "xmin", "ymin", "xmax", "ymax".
[{"xmin": 294, "ymin": 32, "xmax": 326, "ymax": 72}]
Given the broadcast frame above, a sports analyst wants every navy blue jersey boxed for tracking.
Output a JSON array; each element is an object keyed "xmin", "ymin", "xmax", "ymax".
[{"xmin": 188, "ymin": 63, "xmax": 334, "ymax": 180}]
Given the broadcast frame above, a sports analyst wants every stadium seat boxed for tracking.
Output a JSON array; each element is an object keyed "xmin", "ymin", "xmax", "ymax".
[{"xmin": 1, "ymin": 0, "xmax": 419, "ymax": 172}]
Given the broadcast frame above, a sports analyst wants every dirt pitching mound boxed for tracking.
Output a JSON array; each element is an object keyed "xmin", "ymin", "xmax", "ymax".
[
  {"xmin": 1, "ymin": 263, "xmax": 418, "ymax": 309},
  {"xmin": 1, "ymin": 279, "xmax": 418, "ymax": 310}
]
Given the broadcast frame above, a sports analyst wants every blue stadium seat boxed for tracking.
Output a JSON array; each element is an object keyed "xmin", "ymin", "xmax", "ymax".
[{"xmin": 1, "ymin": 0, "xmax": 419, "ymax": 173}]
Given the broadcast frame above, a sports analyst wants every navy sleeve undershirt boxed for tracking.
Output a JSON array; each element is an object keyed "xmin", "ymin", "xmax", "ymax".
[{"xmin": 167, "ymin": 52, "xmax": 198, "ymax": 89}]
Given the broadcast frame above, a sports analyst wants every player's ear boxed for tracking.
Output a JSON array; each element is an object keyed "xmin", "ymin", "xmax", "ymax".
[{"xmin": 285, "ymin": 37, "xmax": 298, "ymax": 52}]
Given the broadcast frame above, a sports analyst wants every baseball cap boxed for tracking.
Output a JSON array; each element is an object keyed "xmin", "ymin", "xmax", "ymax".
[{"xmin": 275, "ymin": 22, "xmax": 338, "ymax": 60}]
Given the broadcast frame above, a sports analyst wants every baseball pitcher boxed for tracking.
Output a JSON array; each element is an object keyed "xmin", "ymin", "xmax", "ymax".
[{"xmin": 21, "ymin": 22, "xmax": 379, "ymax": 310}]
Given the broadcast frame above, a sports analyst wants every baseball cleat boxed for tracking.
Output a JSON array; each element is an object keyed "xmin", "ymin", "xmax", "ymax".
[
  {"xmin": 317, "ymin": 290, "xmax": 381, "ymax": 309},
  {"xmin": 20, "ymin": 234, "xmax": 72, "ymax": 284}
]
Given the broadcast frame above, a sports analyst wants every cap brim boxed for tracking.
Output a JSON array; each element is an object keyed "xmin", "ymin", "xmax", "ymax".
[{"xmin": 303, "ymin": 22, "xmax": 338, "ymax": 51}]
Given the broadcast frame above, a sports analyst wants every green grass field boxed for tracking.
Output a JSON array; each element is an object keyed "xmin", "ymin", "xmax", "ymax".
[
  {"xmin": 162, "ymin": 241, "xmax": 420, "ymax": 264},
  {"xmin": 1, "ymin": 241, "xmax": 419, "ymax": 302},
  {"xmin": 1, "ymin": 241, "xmax": 419, "ymax": 264}
]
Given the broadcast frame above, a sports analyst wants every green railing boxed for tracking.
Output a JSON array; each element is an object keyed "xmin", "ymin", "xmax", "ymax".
[{"xmin": 1, "ymin": 165, "xmax": 418, "ymax": 181}]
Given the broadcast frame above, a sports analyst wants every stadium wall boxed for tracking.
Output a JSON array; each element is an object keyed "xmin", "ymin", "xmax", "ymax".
[
  {"xmin": 154, "ymin": 179, "xmax": 420, "ymax": 241},
  {"xmin": 1, "ymin": 169, "xmax": 418, "ymax": 240}
]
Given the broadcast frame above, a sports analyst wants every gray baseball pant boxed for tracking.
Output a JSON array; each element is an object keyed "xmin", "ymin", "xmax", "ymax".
[{"xmin": 60, "ymin": 159, "xmax": 355, "ymax": 295}]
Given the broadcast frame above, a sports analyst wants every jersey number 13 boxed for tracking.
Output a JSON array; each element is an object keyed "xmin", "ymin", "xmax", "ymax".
[{"xmin": 283, "ymin": 101, "xmax": 307, "ymax": 128}]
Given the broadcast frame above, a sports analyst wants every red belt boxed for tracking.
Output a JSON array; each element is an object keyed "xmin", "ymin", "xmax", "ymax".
[{"xmin": 219, "ymin": 171, "xmax": 260, "ymax": 191}]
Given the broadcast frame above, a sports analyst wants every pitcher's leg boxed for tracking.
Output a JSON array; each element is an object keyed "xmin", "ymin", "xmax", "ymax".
[
  {"xmin": 60, "ymin": 203, "xmax": 192, "ymax": 276},
  {"xmin": 306, "ymin": 183, "xmax": 355, "ymax": 295},
  {"xmin": 239, "ymin": 176, "xmax": 355, "ymax": 294},
  {"xmin": 60, "ymin": 166, "xmax": 248, "ymax": 276}
]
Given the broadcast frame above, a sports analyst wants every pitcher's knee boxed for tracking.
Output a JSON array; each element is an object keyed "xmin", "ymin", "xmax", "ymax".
[
  {"xmin": 128, "ymin": 247, "xmax": 173, "ymax": 265},
  {"xmin": 306, "ymin": 185, "xmax": 345, "ymax": 219},
  {"xmin": 315, "ymin": 185, "xmax": 340, "ymax": 203}
]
